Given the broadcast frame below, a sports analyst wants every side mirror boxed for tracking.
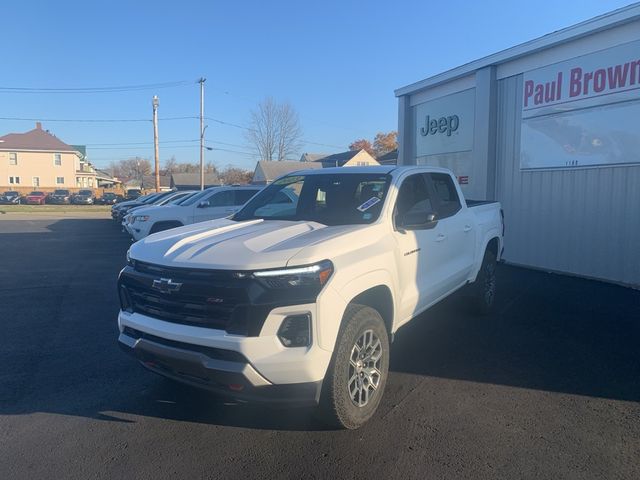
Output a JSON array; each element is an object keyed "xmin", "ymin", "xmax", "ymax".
[
  {"xmin": 398, "ymin": 211, "xmax": 437, "ymax": 230},
  {"xmin": 197, "ymin": 200, "xmax": 210, "ymax": 208}
]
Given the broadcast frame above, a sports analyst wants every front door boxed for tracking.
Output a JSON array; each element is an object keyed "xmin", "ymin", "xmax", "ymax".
[
  {"xmin": 193, "ymin": 190, "xmax": 236, "ymax": 223},
  {"xmin": 392, "ymin": 173, "xmax": 450, "ymax": 323}
]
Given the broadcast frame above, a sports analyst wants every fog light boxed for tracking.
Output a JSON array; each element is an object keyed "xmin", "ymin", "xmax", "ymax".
[{"xmin": 277, "ymin": 314, "xmax": 311, "ymax": 347}]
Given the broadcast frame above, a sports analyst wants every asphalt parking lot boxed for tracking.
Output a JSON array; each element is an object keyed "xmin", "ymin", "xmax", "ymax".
[{"xmin": 1, "ymin": 215, "xmax": 639, "ymax": 480}]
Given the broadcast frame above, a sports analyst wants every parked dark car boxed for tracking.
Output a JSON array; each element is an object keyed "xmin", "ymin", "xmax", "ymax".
[
  {"xmin": 97, "ymin": 192, "xmax": 120, "ymax": 205},
  {"xmin": 72, "ymin": 189, "xmax": 95, "ymax": 205},
  {"xmin": 0, "ymin": 191, "xmax": 21, "ymax": 204},
  {"xmin": 126, "ymin": 189, "xmax": 142, "ymax": 200},
  {"xmin": 24, "ymin": 191, "xmax": 47, "ymax": 205},
  {"xmin": 47, "ymin": 189, "xmax": 71, "ymax": 204}
]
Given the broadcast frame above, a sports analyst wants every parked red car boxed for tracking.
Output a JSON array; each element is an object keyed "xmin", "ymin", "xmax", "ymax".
[{"xmin": 24, "ymin": 191, "xmax": 47, "ymax": 205}]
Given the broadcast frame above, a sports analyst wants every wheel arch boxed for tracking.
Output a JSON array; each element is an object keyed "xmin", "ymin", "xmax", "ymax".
[{"xmin": 348, "ymin": 285, "xmax": 394, "ymax": 336}]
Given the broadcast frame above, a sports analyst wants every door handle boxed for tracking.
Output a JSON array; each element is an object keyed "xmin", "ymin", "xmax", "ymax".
[
  {"xmin": 464, "ymin": 225, "xmax": 472, "ymax": 232},
  {"xmin": 435, "ymin": 234, "xmax": 446, "ymax": 242}
]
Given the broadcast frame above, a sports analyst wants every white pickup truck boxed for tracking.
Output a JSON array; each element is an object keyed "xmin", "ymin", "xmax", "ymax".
[{"xmin": 118, "ymin": 166, "xmax": 503, "ymax": 428}]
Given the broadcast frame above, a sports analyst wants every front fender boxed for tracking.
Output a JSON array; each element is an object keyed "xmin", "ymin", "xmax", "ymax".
[{"xmin": 316, "ymin": 269, "xmax": 395, "ymax": 352}]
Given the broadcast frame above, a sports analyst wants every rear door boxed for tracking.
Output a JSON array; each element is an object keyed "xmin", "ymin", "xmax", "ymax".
[{"xmin": 428, "ymin": 172, "xmax": 475, "ymax": 288}]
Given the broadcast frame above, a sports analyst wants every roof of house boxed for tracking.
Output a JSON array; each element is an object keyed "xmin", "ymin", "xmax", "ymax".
[
  {"xmin": 313, "ymin": 150, "xmax": 359, "ymax": 166},
  {"xmin": 300, "ymin": 152, "xmax": 328, "ymax": 162},
  {"xmin": 171, "ymin": 172, "xmax": 220, "ymax": 187},
  {"xmin": 141, "ymin": 175, "xmax": 171, "ymax": 188},
  {"xmin": 254, "ymin": 160, "xmax": 323, "ymax": 182},
  {"xmin": 376, "ymin": 149, "xmax": 398, "ymax": 165},
  {"xmin": 95, "ymin": 169, "xmax": 115, "ymax": 180},
  {"xmin": 395, "ymin": 3, "xmax": 640, "ymax": 97},
  {"xmin": 0, "ymin": 123, "xmax": 79, "ymax": 153}
]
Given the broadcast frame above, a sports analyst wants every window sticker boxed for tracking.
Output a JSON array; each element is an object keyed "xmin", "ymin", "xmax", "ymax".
[
  {"xmin": 362, "ymin": 213, "xmax": 373, "ymax": 220},
  {"xmin": 357, "ymin": 196, "xmax": 381, "ymax": 212}
]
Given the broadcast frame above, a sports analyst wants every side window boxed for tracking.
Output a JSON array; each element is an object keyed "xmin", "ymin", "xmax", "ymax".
[
  {"xmin": 394, "ymin": 174, "xmax": 434, "ymax": 225},
  {"xmin": 234, "ymin": 189, "xmax": 259, "ymax": 205},
  {"xmin": 429, "ymin": 173, "xmax": 461, "ymax": 219},
  {"xmin": 207, "ymin": 190, "xmax": 235, "ymax": 207}
]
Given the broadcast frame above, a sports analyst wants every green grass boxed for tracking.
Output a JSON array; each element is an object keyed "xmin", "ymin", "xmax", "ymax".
[{"xmin": 0, "ymin": 204, "xmax": 112, "ymax": 214}]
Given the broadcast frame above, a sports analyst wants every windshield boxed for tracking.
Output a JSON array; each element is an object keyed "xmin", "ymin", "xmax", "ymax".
[
  {"xmin": 78, "ymin": 190, "xmax": 92, "ymax": 195},
  {"xmin": 30, "ymin": 192, "xmax": 44, "ymax": 196},
  {"xmin": 103, "ymin": 193, "xmax": 116, "ymax": 198},
  {"xmin": 179, "ymin": 189, "xmax": 214, "ymax": 206},
  {"xmin": 170, "ymin": 191, "xmax": 197, "ymax": 205},
  {"xmin": 54, "ymin": 190, "xmax": 70, "ymax": 195},
  {"xmin": 233, "ymin": 173, "xmax": 391, "ymax": 226}
]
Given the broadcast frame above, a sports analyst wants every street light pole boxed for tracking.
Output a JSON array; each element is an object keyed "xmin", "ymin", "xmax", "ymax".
[
  {"xmin": 152, "ymin": 95, "xmax": 160, "ymax": 193},
  {"xmin": 199, "ymin": 77, "xmax": 206, "ymax": 190}
]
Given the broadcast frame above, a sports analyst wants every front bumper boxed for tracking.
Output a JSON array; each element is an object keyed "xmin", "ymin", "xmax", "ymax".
[
  {"xmin": 118, "ymin": 307, "xmax": 332, "ymax": 405},
  {"xmin": 118, "ymin": 321, "xmax": 323, "ymax": 406},
  {"xmin": 48, "ymin": 198, "xmax": 69, "ymax": 204}
]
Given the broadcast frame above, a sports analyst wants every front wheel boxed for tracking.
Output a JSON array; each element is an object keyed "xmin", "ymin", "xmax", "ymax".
[{"xmin": 319, "ymin": 304, "xmax": 389, "ymax": 429}]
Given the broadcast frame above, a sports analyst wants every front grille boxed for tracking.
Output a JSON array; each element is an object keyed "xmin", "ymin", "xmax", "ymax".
[{"xmin": 119, "ymin": 263, "xmax": 249, "ymax": 333}]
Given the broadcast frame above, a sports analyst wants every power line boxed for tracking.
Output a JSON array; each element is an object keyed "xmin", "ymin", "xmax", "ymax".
[
  {"xmin": 0, "ymin": 80, "xmax": 194, "ymax": 94},
  {"xmin": 0, "ymin": 115, "xmax": 198, "ymax": 123}
]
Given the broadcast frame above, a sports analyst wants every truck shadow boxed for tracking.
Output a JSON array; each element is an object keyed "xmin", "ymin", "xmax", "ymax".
[
  {"xmin": 390, "ymin": 266, "xmax": 640, "ymax": 404},
  {"xmin": 1, "ymin": 218, "xmax": 639, "ymax": 432}
]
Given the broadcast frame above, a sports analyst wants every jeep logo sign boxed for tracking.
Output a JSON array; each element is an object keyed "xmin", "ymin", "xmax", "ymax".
[
  {"xmin": 414, "ymin": 89, "xmax": 474, "ymax": 157},
  {"xmin": 420, "ymin": 115, "xmax": 459, "ymax": 137}
]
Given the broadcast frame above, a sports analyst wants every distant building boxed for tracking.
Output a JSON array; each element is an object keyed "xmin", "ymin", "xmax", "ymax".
[
  {"xmin": 95, "ymin": 169, "xmax": 122, "ymax": 188},
  {"xmin": 170, "ymin": 172, "xmax": 220, "ymax": 190},
  {"xmin": 376, "ymin": 149, "xmax": 398, "ymax": 165},
  {"xmin": 142, "ymin": 175, "xmax": 172, "ymax": 191},
  {"xmin": 0, "ymin": 122, "xmax": 96, "ymax": 191},
  {"xmin": 300, "ymin": 149, "xmax": 379, "ymax": 168},
  {"xmin": 252, "ymin": 160, "xmax": 322, "ymax": 185}
]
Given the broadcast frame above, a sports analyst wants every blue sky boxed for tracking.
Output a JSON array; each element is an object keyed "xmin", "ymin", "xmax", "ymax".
[{"xmin": 0, "ymin": 0, "xmax": 633, "ymax": 170}]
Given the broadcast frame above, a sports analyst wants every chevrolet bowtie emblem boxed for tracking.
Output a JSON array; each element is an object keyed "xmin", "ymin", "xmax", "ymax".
[{"xmin": 152, "ymin": 277, "xmax": 182, "ymax": 294}]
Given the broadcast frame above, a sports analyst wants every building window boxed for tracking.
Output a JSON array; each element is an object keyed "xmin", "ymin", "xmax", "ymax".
[
  {"xmin": 9, "ymin": 153, "xmax": 17, "ymax": 165},
  {"xmin": 88, "ymin": 177, "xmax": 94, "ymax": 187},
  {"xmin": 54, "ymin": 153, "xmax": 62, "ymax": 166},
  {"xmin": 33, "ymin": 177, "xmax": 40, "ymax": 187},
  {"xmin": 56, "ymin": 177, "xmax": 65, "ymax": 185},
  {"xmin": 9, "ymin": 176, "xmax": 20, "ymax": 184}
]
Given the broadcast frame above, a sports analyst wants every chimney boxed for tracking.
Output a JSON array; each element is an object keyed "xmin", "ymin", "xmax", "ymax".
[{"xmin": 36, "ymin": 122, "xmax": 42, "ymax": 130}]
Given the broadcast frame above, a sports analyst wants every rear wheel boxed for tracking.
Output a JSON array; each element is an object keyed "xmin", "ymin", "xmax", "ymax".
[
  {"xmin": 318, "ymin": 304, "xmax": 389, "ymax": 429},
  {"xmin": 470, "ymin": 249, "xmax": 497, "ymax": 315}
]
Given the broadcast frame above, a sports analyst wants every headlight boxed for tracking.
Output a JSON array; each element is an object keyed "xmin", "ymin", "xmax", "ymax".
[
  {"xmin": 126, "ymin": 249, "xmax": 133, "ymax": 266},
  {"xmin": 252, "ymin": 260, "xmax": 333, "ymax": 289},
  {"xmin": 134, "ymin": 215, "xmax": 149, "ymax": 222}
]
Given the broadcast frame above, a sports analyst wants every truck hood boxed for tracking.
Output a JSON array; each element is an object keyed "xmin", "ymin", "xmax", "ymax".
[{"xmin": 129, "ymin": 218, "xmax": 362, "ymax": 270}]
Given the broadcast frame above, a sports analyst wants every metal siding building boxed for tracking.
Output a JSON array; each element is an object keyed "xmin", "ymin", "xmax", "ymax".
[{"xmin": 396, "ymin": 5, "xmax": 640, "ymax": 287}]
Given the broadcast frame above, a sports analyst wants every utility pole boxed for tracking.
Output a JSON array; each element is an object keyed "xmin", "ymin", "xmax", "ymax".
[
  {"xmin": 199, "ymin": 77, "xmax": 206, "ymax": 190},
  {"xmin": 152, "ymin": 95, "xmax": 160, "ymax": 192}
]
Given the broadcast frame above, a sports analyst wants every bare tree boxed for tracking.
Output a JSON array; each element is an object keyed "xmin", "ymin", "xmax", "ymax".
[{"xmin": 246, "ymin": 97, "xmax": 302, "ymax": 161}]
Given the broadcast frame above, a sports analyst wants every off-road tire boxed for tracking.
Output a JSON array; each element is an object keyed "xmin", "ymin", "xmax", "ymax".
[
  {"xmin": 470, "ymin": 249, "xmax": 497, "ymax": 315},
  {"xmin": 318, "ymin": 304, "xmax": 389, "ymax": 429}
]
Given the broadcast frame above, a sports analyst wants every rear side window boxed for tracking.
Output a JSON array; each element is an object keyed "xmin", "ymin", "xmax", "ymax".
[
  {"xmin": 234, "ymin": 189, "xmax": 260, "ymax": 205},
  {"xmin": 208, "ymin": 190, "xmax": 235, "ymax": 207},
  {"xmin": 429, "ymin": 173, "xmax": 461, "ymax": 219}
]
